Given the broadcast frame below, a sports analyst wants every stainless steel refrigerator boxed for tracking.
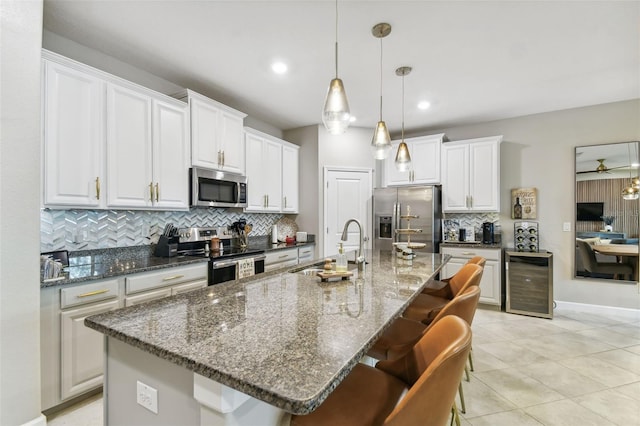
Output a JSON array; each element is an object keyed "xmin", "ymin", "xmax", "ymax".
[{"xmin": 373, "ymin": 186, "xmax": 442, "ymax": 252}]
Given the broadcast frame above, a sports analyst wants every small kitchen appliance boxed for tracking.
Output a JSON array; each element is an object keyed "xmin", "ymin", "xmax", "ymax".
[{"xmin": 482, "ymin": 222, "xmax": 495, "ymax": 244}]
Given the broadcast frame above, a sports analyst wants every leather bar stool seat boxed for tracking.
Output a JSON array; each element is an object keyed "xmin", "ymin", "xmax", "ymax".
[
  {"xmin": 369, "ymin": 286, "xmax": 480, "ymax": 361},
  {"xmin": 421, "ymin": 256, "xmax": 486, "ymax": 298},
  {"xmin": 290, "ymin": 316, "xmax": 472, "ymax": 426},
  {"xmin": 403, "ymin": 263, "xmax": 483, "ymax": 324}
]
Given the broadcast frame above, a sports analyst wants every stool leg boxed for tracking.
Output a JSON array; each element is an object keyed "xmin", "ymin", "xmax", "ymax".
[
  {"xmin": 468, "ymin": 348, "xmax": 475, "ymax": 372},
  {"xmin": 451, "ymin": 403, "xmax": 461, "ymax": 426},
  {"xmin": 458, "ymin": 380, "xmax": 466, "ymax": 414},
  {"xmin": 464, "ymin": 365, "xmax": 470, "ymax": 382}
]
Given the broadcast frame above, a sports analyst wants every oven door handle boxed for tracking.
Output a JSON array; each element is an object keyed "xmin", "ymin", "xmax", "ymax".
[{"xmin": 211, "ymin": 260, "xmax": 239, "ymax": 269}]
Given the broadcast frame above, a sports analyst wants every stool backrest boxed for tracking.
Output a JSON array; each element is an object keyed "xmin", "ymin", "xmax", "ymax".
[
  {"xmin": 467, "ymin": 256, "xmax": 486, "ymax": 268},
  {"xmin": 378, "ymin": 316, "xmax": 472, "ymax": 426},
  {"xmin": 429, "ymin": 285, "xmax": 481, "ymax": 328},
  {"xmin": 449, "ymin": 263, "xmax": 483, "ymax": 296}
]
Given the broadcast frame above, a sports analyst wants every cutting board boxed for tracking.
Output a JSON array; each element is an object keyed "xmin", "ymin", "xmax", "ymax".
[{"xmin": 316, "ymin": 271, "xmax": 353, "ymax": 282}]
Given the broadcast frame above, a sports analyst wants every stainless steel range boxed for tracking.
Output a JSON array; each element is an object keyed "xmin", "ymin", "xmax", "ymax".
[{"xmin": 177, "ymin": 227, "xmax": 265, "ymax": 285}]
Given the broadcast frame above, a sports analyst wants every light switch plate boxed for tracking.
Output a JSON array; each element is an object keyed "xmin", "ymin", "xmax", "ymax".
[{"xmin": 563, "ymin": 222, "xmax": 571, "ymax": 232}]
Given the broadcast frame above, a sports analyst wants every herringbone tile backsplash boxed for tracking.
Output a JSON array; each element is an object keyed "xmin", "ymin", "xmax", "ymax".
[{"xmin": 41, "ymin": 208, "xmax": 283, "ymax": 252}]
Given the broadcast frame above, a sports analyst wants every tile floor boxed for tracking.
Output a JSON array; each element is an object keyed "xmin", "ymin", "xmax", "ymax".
[{"xmin": 46, "ymin": 306, "xmax": 640, "ymax": 426}]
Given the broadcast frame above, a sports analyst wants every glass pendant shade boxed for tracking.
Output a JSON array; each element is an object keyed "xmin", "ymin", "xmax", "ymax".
[
  {"xmin": 322, "ymin": 78, "xmax": 350, "ymax": 134},
  {"xmin": 622, "ymin": 185, "xmax": 639, "ymax": 200},
  {"xmin": 395, "ymin": 141, "xmax": 411, "ymax": 171},
  {"xmin": 371, "ymin": 121, "xmax": 392, "ymax": 160}
]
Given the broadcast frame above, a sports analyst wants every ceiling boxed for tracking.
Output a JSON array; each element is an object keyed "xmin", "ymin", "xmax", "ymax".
[
  {"xmin": 43, "ymin": 1, "xmax": 639, "ymax": 135},
  {"xmin": 576, "ymin": 141, "xmax": 640, "ymax": 181}
]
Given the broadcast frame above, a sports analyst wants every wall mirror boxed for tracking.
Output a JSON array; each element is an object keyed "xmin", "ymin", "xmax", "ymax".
[{"xmin": 575, "ymin": 141, "xmax": 639, "ymax": 282}]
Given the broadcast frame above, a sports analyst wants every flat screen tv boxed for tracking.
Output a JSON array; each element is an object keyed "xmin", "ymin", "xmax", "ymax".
[{"xmin": 576, "ymin": 202, "xmax": 604, "ymax": 221}]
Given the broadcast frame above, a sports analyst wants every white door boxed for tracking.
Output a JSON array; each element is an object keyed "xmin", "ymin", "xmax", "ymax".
[{"xmin": 324, "ymin": 168, "xmax": 373, "ymax": 258}]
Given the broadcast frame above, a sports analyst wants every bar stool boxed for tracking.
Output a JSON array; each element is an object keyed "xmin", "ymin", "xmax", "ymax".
[
  {"xmin": 422, "ymin": 256, "xmax": 486, "ymax": 298},
  {"xmin": 403, "ymin": 263, "xmax": 483, "ymax": 324},
  {"xmin": 368, "ymin": 286, "xmax": 481, "ymax": 416},
  {"xmin": 290, "ymin": 316, "xmax": 472, "ymax": 426}
]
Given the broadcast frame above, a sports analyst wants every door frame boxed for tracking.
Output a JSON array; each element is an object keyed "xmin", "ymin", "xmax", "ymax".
[{"xmin": 322, "ymin": 166, "xmax": 374, "ymax": 258}]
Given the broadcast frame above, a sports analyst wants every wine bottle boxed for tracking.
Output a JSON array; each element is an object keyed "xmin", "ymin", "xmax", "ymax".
[{"xmin": 514, "ymin": 197, "xmax": 523, "ymax": 219}]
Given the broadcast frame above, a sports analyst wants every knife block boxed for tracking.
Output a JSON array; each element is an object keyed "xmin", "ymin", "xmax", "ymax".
[{"xmin": 155, "ymin": 236, "xmax": 179, "ymax": 257}]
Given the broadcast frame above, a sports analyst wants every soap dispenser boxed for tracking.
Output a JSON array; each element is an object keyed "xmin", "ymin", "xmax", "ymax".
[{"xmin": 336, "ymin": 242, "xmax": 348, "ymax": 272}]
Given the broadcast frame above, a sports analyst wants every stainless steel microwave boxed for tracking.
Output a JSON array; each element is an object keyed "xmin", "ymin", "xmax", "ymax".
[{"xmin": 190, "ymin": 168, "xmax": 247, "ymax": 208}]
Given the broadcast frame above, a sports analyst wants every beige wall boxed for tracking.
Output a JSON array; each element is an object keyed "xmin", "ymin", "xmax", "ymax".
[
  {"xmin": 408, "ymin": 99, "xmax": 640, "ymax": 309},
  {"xmin": 1, "ymin": 1, "xmax": 46, "ymax": 424}
]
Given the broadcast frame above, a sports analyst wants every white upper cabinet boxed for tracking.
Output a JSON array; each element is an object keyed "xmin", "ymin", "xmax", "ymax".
[
  {"xmin": 42, "ymin": 51, "xmax": 189, "ymax": 211},
  {"xmin": 384, "ymin": 134, "xmax": 444, "ymax": 186},
  {"xmin": 441, "ymin": 135, "xmax": 502, "ymax": 212},
  {"xmin": 281, "ymin": 143, "xmax": 299, "ymax": 213},
  {"xmin": 106, "ymin": 83, "xmax": 153, "ymax": 208},
  {"xmin": 244, "ymin": 127, "xmax": 298, "ymax": 214},
  {"xmin": 177, "ymin": 90, "xmax": 246, "ymax": 175},
  {"xmin": 42, "ymin": 58, "xmax": 105, "ymax": 208}
]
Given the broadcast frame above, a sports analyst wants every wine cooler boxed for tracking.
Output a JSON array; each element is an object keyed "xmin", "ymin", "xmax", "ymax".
[{"xmin": 505, "ymin": 250, "xmax": 553, "ymax": 318}]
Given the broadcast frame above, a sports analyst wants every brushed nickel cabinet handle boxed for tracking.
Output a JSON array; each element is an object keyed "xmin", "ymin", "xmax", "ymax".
[
  {"xmin": 162, "ymin": 274, "xmax": 185, "ymax": 282},
  {"xmin": 96, "ymin": 177, "xmax": 100, "ymax": 200},
  {"xmin": 77, "ymin": 289, "xmax": 109, "ymax": 298},
  {"xmin": 155, "ymin": 183, "xmax": 159, "ymax": 202}
]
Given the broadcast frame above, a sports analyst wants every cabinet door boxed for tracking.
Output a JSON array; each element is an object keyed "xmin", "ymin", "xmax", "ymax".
[
  {"xmin": 281, "ymin": 144, "xmax": 299, "ymax": 213},
  {"xmin": 442, "ymin": 143, "xmax": 469, "ymax": 211},
  {"xmin": 439, "ymin": 256, "xmax": 467, "ymax": 279},
  {"xmin": 468, "ymin": 141, "xmax": 499, "ymax": 211},
  {"xmin": 385, "ymin": 136, "xmax": 442, "ymax": 186},
  {"xmin": 263, "ymin": 139, "xmax": 283, "ymax": 212},
  {"xmin": 171, "ymin": 279, "xmax": 207, "ymax": 296},
  {"xmin": 218, "ymin": 111, "xmax": 245, "ymax": 175},
  {"xmin": 60, "ymin": 299, "xmax": 119, "ymax": 400},
  {"xmin": 479, "ymin": 260, "xmax": 501, "ymax": 306},
  {"xmin": 43, "ymin": 60, "xmax": 105, "ymax": 207},
  {"xmin": 152, "ymin": 99, "xmax": 189, "ymax": 209},
  {"xmin": 245, "ymin": 132, "xmax": 267, "ymax": 211},
  {"xmin": 106, "ymin": 83, "xmax": 153, "ymax": 208},
  {"xmin": 190, "ymin": 96, "xmax": 221, "ymax": 169}
]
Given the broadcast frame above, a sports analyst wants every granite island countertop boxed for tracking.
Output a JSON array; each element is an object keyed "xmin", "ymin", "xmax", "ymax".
[{"xmin": 85, "ymin": 249, "xmax": 448, "ymax": 415}]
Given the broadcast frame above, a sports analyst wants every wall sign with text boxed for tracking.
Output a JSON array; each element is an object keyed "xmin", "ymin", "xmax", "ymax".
[{"xmin": 511, "ymin": 188, "xmax": 537, "ymax": 219}]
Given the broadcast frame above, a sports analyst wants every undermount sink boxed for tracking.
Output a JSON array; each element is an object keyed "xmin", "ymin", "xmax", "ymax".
[{"xmin": 288, "ymin": 260, "xmax": 365, "ymax": 275}]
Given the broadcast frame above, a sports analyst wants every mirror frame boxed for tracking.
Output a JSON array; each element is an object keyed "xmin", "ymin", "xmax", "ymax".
[{"xmin": 575, "ymin": 141, "xmax": 640, "ymax": 283}]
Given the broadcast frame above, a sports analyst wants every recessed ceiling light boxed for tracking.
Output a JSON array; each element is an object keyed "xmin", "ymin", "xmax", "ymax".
[
  {"xmin": 632, "ymin": 162, "xmax": 640, "ymax": 168},
  {"xmin": 349, "ymin": 116, "xmax": 356, "ymax": 123},
  {"xmin": 417, "ymin": 101, "xmax": 431, "ymax": 110},
  {"xmin": 271, "ymin": 62, "xmax": 288, "ymax": 74}
]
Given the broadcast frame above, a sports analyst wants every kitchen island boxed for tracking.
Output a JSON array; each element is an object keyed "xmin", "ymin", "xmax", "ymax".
[{"xmin": 85, "ymin": 249, "xmax": 449, "ymax": 425}]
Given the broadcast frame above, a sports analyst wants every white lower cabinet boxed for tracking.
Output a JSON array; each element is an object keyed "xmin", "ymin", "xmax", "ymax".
[
  {"xmin": 41, "ymin": 262, "xmax": 208, "ymax": 411},
  {"xmin": 298, "ymin": 246, "xmax": 316, "ymax": 264},
  {"xmin": 264, "ymin": 248, "xmax": 299, "ymax": 272},
  {"xmin": 61, "ymin": 298, "xmax": 119, "ymax": 400},
  {"xmin": 440, "ymin": 246, "xmax": 502, "ymax": 307}
]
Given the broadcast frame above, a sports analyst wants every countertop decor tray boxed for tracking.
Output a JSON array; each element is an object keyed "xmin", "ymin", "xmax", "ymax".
[{"xmin": 317, "ymin": 271, "xmax": 353, "ymax": 281}]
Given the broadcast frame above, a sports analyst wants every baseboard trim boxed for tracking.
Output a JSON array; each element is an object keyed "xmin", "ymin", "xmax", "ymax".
[
  {"xmin": 555, "ymin": 301, "xmax": 640, "ymax": 320},
  {"xmin": 21, "ymin": 414, "xmax": 46, "ymax": 426}
]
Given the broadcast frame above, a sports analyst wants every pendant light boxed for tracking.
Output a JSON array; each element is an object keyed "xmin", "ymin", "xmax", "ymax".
[
  {"xmin": 371, "ymin": 23, "xmax": 392, "ymax": 160},
  {"xmin": 322, "ymin": 0, "xmax": 350, "ymax": 134},
  {"xmin": 622, "ymin": 142, "xmax": 639, "ymax": 200},
  {"xmin": 395, "ymin": 66, "xmax": 412, "ymax": 171}
]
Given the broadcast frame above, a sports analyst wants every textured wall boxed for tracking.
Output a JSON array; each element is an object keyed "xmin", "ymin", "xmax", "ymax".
[{"xmin": 41, "ymin": 208, "xmax": 283, "ymax": 252}]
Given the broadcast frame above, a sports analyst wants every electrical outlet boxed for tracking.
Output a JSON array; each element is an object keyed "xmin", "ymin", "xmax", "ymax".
[
  {"xmin": 562, "ymin": 222, "xmax": 571, "ymax": 232},
  {"xmin": 136, "ymin": 381, "xmax": 158, "ymax": 414}
]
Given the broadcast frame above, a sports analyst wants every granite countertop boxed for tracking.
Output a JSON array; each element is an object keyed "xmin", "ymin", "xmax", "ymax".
[
  {"xmin": 41, "ymin": 238, "xmax": 316, "ymax": 288},
  {"xmin": 85, "ymin": 249, "xmax": 448, "ymax": 415}
]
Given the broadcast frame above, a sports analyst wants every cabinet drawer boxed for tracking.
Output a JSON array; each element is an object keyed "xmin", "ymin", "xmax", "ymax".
[
  {"xmin": 124, "ymin": 287, "xmax": 172, "ymax": 307},
  {"xmin": 441, "ymin": 246, "xmax": 501, "ymax": 261},
  {"xmin": 265, "ymin": 248, "xmax": 298, "ymax": 265},
  {"xmin": 61, "ymin": 279, "xmax": 119, "ymax": 309},
  {"xmin": 125, "ymin": 263, "xmax": 207, "ymax": 295}
]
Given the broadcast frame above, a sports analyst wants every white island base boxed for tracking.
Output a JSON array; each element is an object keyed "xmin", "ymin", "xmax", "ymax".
[{"xmin": 105, "ymin": 338, "xmax": 291, "ymax": 426}]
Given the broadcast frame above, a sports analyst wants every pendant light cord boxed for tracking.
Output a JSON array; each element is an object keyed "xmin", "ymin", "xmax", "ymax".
[
  {"xmin": 401, "ymin": 73, "xmax": 405, "ymax": 141},
  {"xmin": 379, "ymin": 37, "xmax": 383, "ymax": 121},
  {"xmin": 334, "ymin": 0, "xmax": 339, "ymax": 78}
]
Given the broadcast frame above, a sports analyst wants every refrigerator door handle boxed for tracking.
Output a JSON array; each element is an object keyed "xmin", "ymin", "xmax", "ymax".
[{"xmin": 393, "ymin": 202, "xmax": 399, "ymax": 243}]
